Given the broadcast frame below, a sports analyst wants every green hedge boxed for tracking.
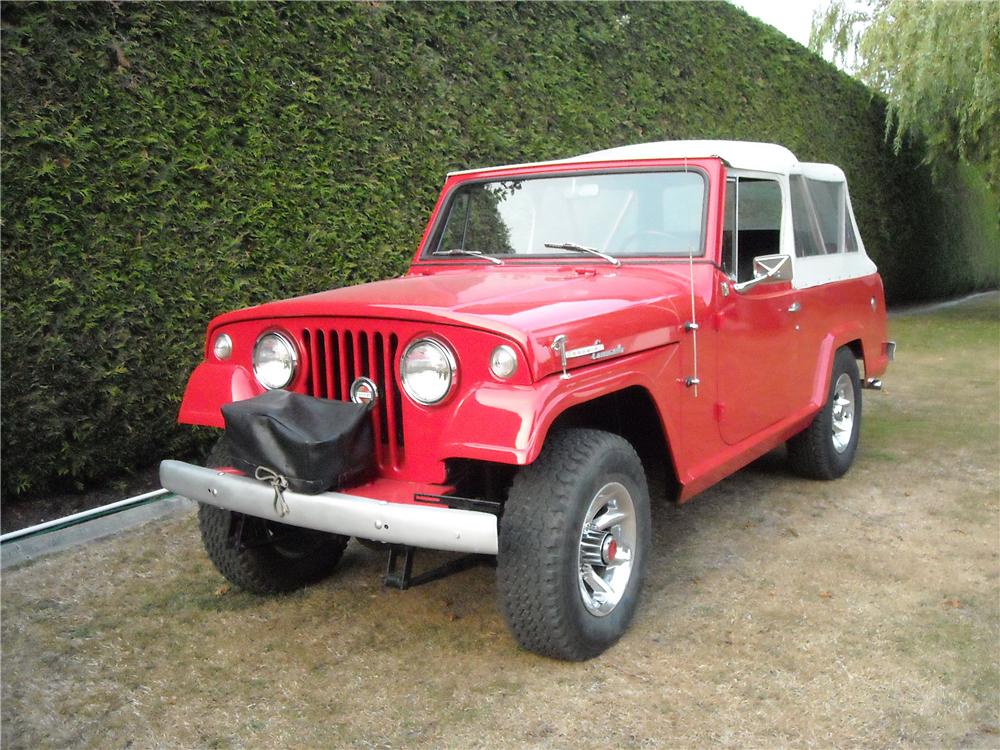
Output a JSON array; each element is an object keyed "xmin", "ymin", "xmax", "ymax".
[{"xmin": 2, "ymin": 2, "xmax": 997, "ymax": 498}]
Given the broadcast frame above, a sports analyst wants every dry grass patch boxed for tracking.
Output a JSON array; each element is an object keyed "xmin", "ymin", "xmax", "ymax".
[{"xmin": 3, "ymin": 294, "xmax": 998, "ymax": 748}]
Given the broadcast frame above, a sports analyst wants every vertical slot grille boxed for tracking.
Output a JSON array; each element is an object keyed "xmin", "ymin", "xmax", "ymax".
[{"xmin": 301, "ymin": 326, "xmax": 404, "ymax": 471}]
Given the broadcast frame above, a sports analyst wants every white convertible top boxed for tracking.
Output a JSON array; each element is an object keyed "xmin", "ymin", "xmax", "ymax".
[
  {"xmin": 569, "ymin": 140, "xmax": 801, "ymax": 173},
  {"xmin": 449, "ymin": 140, "xmax": 872, "ymax": 289},
  {"xmin": 449, "ymin": 140, "xmax": 822, "ymax": 177}
]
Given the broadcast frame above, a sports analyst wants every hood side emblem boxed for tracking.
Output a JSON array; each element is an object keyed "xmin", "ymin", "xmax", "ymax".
[
  {"xmin": 566, "ymin": 340, "xmax": 605, "ymax": 358},
  {"xmin": 592, "ymin": 344, "xmax": 624, "ymax": 360},
  {"xmin": 552, "ymin": 337, "xmax": 622, "ymax": 378}
]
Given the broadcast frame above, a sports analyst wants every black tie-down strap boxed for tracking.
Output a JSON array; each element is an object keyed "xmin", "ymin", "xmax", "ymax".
[{"xmin": 383, "ymin": 545, "xmax": 494, "ymax": 590}]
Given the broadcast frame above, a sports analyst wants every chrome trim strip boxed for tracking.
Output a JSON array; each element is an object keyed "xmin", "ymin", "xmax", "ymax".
[
  {"xmin": 565, "ymin": 340, "xmax": 605, "ymax": 358},
  {"xmin": 159, "ymin": 461, "xmax": 498, "ymax": 555}
]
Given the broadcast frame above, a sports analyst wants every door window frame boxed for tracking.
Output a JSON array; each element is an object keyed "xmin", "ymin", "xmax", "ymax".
[{"xmin": 721, "ymin": 170, "xmax": 790, "ymax": 285}]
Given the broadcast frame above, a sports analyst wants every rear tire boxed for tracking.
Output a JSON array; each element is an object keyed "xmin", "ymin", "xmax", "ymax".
[
  {"xmin": 497, "ymin": 429, "xmax": 651, "ymax": 660},
  {"xmin": 197, "ymin": 438, "xmax": 349, "ymax": 594},
  {"xmin": 787, "ymin": 346, "xmax": 862, "ymax": 480}
]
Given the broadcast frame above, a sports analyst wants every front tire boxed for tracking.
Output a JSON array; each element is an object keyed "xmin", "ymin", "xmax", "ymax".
[
  {"xmin": 497, "ymin": 429, "xmax": 651, "ymax": 660},
  {"xmin": 787, "ymin": 346, "xmax": 863, "ymax": 480},
  {"xmin": 198, "ymin": 437, "xmax": 349, "ymax": 594},
  {"xmin": 198, "ymin": 505, "xmax": 349, "ymax": 595}
]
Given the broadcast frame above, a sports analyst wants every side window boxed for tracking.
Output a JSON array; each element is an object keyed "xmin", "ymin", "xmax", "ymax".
[
  {"xmin": 790, "ymin": 175, "xmax": 856, "ymax": 256},
  {"xmin": 721, "ymin": 177, "xmax": 783, "ymax": 282},
  {"xmin": 807, "ymin": 179, "xmax": 842, "ymax": 254},
  {"xmin": 790, "ymin": 175, "xmax": 825, "ymax": 257},
  {"xmin": 844, "ymin": 206, "xmax": 859, "ymax": 252}
]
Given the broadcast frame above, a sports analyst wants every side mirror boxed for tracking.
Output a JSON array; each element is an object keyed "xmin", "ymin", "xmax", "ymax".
[{"xmin": 733, "ymin": 254, "xmax": 792, "ymax": 293}]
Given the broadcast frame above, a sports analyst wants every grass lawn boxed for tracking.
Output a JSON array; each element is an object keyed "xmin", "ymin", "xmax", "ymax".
[{"xmin": 3, "ymin": 294, "xmax": 998, "ymax": 749}]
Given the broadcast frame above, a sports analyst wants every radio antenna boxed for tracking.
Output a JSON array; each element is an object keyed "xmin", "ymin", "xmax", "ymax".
[{"xmin": 683, "ymin": 157, "xmax": 699, "ymax": 397}]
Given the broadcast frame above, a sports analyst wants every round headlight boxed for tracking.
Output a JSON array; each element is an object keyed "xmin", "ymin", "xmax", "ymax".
[
  {"xmin": 489, "ymin": 345, "xmax": 518, "ymax": 379},
  {"xmin": 401, "ymin": 337, "xmax": 456, "ymax": 405},
  {"xmin": 253, "ymin": 332, "xmax": 297, "ymax": 390},
  {"xmin": 213, "ymin": 333, "xmax": 233, "ymax": 361}
]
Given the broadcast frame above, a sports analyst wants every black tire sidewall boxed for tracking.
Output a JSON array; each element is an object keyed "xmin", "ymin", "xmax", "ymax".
[
  {"xmin": 788, "ymin": 346, "xmax": 864, "ymax": 480},
  {"xmin": 498, "ymin": 428, "xmax": 652, "ymax": 660},
  {"xmin": 824, "ymin": 348, "xmax": 862, "ymax": 477},
  {"xmin": 558, "ymin": 450, "xmax": 651, "ymax": 656},
  {"xmin": 198, "ymin": 441, "xmax": 349, "ymax": 593},
  {"xmin": 199, "ymin": 503, "xmax": 348, "ymax": 594}
]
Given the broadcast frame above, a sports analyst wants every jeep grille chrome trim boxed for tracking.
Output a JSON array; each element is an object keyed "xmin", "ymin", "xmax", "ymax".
[{"xmin": 301, "ymin": 327, "xmax": 404, "ymax": 470}]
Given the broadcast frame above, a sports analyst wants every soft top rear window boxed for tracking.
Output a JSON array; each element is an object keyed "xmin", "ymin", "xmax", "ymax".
[{"xmin": 790, "ymin": 175, "xmax": 861, "ymax": 257}]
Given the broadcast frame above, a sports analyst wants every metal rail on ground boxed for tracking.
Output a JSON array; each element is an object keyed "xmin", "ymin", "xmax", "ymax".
[
  {"xmin": 0, "ymin": 488, "xmax": 193, "ymax": 570},
  {"xmin": 0, "ymin": 488, "xmax": 172, "ymax": 545}
]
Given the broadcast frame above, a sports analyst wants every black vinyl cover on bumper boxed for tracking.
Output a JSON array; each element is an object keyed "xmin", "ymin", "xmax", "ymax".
[{"xmin": 221, "ymin": 389, "xmax": 375, "ymax": 494}]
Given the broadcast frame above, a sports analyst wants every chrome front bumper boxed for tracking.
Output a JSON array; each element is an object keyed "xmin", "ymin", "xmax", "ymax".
[{"xmin": 159, "ymin": 460, "xmax": 498, "ymax": 555}]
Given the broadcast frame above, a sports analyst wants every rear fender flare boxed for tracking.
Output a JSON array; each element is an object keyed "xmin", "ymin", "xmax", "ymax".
[{"xmin": 811, "ymin": 326, "xmax": 865, "ymax": 408}]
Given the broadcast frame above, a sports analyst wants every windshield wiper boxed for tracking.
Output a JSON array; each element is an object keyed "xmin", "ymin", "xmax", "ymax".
[
  {"xmin": 432, "ymin": 248, "xmax": 503, "ymax": 265},
  {"xmin": 544, "ymin": 242, "xmax": 621, "ymax": 267}
]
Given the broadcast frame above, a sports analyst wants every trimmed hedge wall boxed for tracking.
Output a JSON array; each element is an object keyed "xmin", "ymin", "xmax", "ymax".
[{"xmin": 2, "ymin": 2, "xmax": 997, "ymax": 498}]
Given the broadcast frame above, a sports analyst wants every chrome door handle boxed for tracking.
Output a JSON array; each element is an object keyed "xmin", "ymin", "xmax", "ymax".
[{"xmin": 787, "ymin": 301, "xmax": 802, "ymax": 313}]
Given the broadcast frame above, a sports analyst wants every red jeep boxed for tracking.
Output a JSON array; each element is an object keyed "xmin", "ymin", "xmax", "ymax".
[{"xmin": 161, "ymin": 140, "xmax": 893, "ymax": 660}]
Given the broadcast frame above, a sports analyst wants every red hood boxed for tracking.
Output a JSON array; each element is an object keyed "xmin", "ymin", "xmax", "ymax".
[{"xmin": 213, "ymin": 265, "xmax": 689, "ymax": 379}]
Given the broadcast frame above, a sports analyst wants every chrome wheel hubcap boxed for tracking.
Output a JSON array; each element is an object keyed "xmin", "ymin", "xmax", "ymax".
[
  {"xmin": 578, "ymin": 482, "xmax": 636, "ymax": 617},
  {"xmin": 831, "ymin": 373, "xmax": 855, "ymax": 454}
]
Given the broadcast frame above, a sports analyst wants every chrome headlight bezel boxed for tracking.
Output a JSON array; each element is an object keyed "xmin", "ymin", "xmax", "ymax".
[
  {"xmin": 400, "ymin": 337, "xmax": 457, "ymax": 406},
  {"xmin": 252, "ymin": 331, "xmax": 298, "ymax": 390}
]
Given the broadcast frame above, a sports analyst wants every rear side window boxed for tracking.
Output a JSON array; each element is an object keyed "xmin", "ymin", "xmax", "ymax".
[
  {"xmin": 790, "ymin": 175, "xmax": 825, "ymax": 257},
  {"xmin": 844, "ymin": 209, "xmax": 859, "ymax": 253},
  {"xmin": 790, "ymin": 175, "xmax": 861, "ymax": 256},
  {"xmin": 808, "ymin": 180, "xmax": 841, "ymax": 253}
]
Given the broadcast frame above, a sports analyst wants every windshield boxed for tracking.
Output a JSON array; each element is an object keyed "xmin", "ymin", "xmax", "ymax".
[{"xmin": 428, "ymin": 170, "xmax": 707, "ymax": 260}]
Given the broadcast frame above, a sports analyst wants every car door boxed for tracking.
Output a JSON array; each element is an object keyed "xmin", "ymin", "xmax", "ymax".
[{"xmin": 715, "ymin": 175, "xmax": 808, "ymax": 446}]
